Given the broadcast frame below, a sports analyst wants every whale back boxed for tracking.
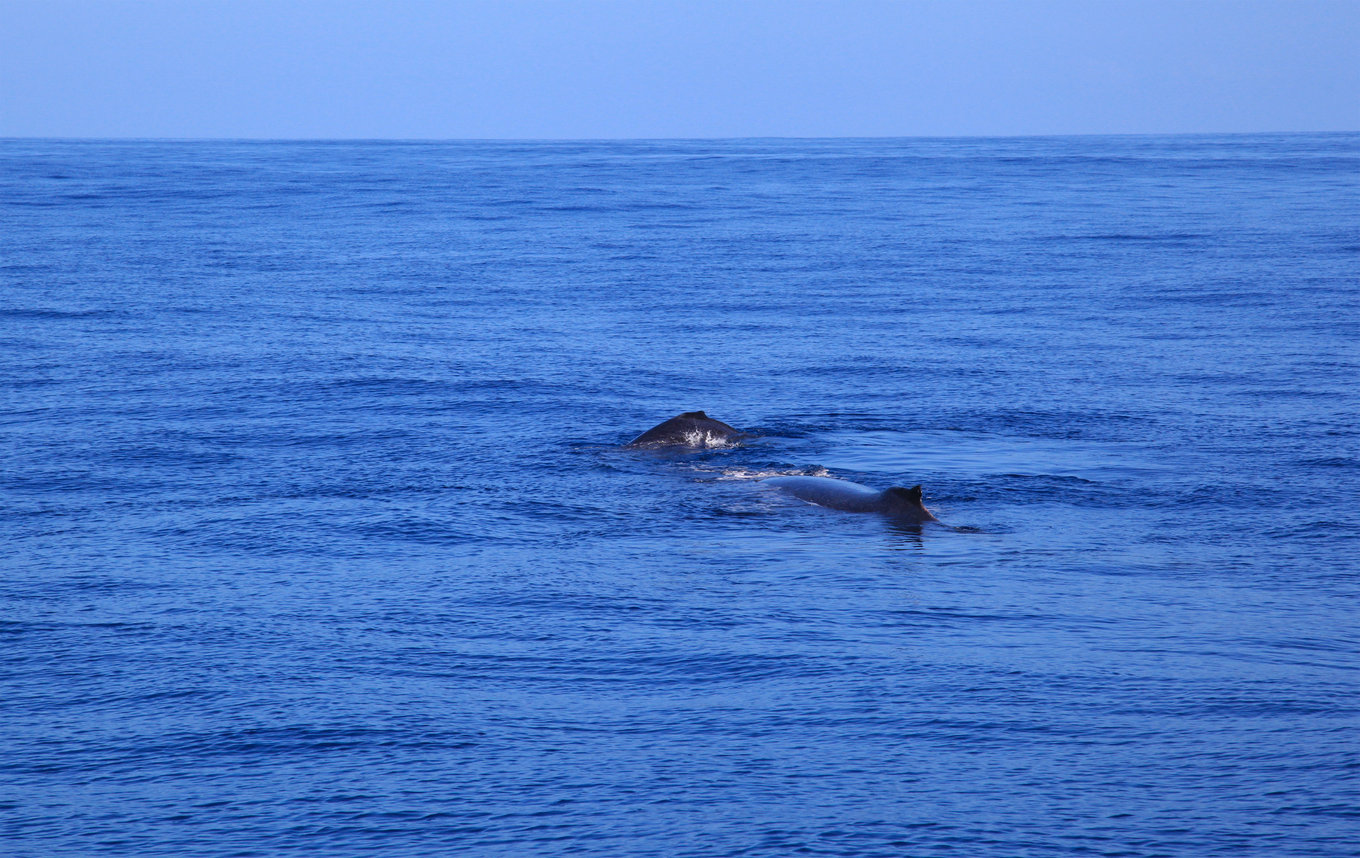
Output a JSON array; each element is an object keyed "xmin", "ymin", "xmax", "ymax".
[
  {"xmin": 628, "ymin": 411, "xmax": 743, "ymax": 448},
  {"xmin": 762, "ymin": 476, "xmax": 940, "ymax": 523},
  {"xmin": 761, "ymin": 475, "xmax": 882, "ymax": 511}
]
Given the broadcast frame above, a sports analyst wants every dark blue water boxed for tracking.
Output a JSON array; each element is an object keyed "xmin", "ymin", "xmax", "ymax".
[{"xmin": 3, "ymin": 135, "xmax": 1358, "ymax": 856}]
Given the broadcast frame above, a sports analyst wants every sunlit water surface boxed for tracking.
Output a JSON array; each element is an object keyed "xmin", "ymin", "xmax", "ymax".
[{"xmin": 3, "ymin": 135, "xmax": 1358, "ymax": 856}]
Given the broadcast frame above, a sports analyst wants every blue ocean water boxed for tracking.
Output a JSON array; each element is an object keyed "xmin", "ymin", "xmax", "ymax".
[{"xmin": 2, "ymin": 134, "xmax": 1358, "ymax": 856}]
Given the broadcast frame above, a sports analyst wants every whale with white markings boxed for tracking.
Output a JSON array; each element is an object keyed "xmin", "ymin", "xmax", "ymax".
[
  {"xmin": 762, "ymin": 476, "xmax": 940, "ymax": 525},
  {"xmin": 628, "ymin": 411, "xmax": 744, "ymax": 448}
]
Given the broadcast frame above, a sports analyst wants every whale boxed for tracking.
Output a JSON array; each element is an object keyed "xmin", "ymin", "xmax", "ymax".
[
  {"xmin": 761, "ymin": 476, "xmax": 939, "ymax": 524},
  {"xmin": 628, "ymin": 411, "xmax": 744, "ymax": 448}
]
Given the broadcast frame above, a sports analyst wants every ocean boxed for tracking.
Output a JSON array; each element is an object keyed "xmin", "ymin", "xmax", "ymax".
[{"xmin": 2, "ymin": 134, "xmax": 1358, "ymax": 856}]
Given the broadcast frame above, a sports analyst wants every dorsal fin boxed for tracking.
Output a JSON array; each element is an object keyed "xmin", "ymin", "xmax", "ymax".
[
  {"xmin": 886, "ymin": 485, "xmax": 923, "ymax": 505},
  {"xmin": 679, "ymin": 410, "xmax": 708, "ymax": 419}
]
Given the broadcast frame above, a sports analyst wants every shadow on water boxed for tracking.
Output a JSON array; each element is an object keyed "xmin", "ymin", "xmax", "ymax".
[
  {"xmin": 885, "ymin": 518, "xmax": 989, "ymax": 547},
  {"xmin": 884, "ymin": 521, "xmax": 927, "ymax": 548}
]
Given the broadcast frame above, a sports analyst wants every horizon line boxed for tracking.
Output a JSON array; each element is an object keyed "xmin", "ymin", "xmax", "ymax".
[{"xmin": 3, "ymin": 129, "xmax": 1358, "ymax": 145}]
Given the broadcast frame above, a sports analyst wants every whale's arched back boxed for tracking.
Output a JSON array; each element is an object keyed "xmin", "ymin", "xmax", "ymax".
[{"xmin": 628, "ymin": 411, "xmax": 743, "ymax": 448}]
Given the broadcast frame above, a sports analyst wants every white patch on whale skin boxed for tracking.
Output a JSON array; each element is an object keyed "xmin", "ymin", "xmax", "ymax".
[
  {"xmin": 628, "ymin": 431, "xmax": 738, "ymax": 450},
  {"xmin": 679, "ymin": 430, "xmax": 741, "ymax": 449}
]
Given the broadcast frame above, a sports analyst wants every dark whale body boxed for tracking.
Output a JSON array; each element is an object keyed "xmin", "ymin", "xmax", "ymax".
[
  {"xmin": 762, "ymin": 476, "xmax": 939, "ymax": 524},
  {"xmin": 628, "ymin": 411, "xmax": 744, "ymax": 448}
]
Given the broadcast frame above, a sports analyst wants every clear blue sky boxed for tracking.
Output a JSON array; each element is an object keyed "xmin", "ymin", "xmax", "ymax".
[{"xmin": 2, "ymin": 0, "xmax": 1356, "ymax": 138}]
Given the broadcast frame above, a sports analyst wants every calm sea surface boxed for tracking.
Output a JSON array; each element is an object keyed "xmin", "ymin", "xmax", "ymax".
[{"xmin": 2, "ymin": 135, "xmax": 1358, "ymax": 856}]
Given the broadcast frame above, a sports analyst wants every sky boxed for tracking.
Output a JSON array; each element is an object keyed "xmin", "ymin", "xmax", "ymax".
[{"xmin": 2, "ymin": 0, "xmax": 1357, "ymax": 139}]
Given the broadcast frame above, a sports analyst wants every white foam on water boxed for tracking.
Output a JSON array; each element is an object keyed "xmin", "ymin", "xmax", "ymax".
[{"xmin": 711, "ymin": 465, "xmax": 833, "ymax": 481}]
